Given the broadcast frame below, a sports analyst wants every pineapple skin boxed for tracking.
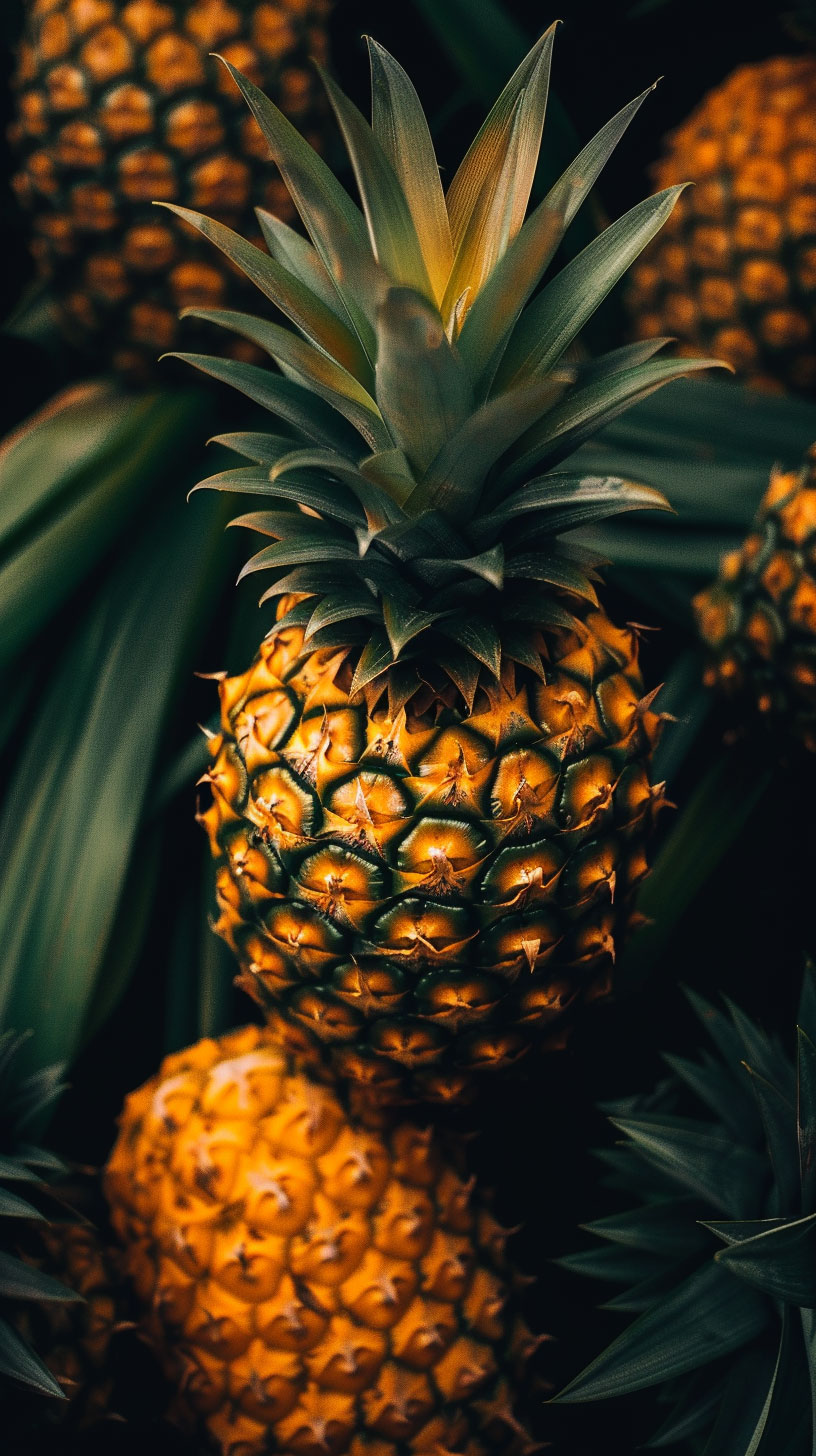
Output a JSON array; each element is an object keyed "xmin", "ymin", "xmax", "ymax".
[
  {"xmin": 105, "ymin": 1024, "xmax": 538, "ymax": 1456},
  {"xmin": 10, "ymin": 0, "xmax": 330, "ymax": 378},
  {"xmin": 695, "ymin": 444, "xmax": 816, "ymax": 750},
  {"xmin": 627, "ymin": 56, "xmax": 816, "ymax": 397},
  {"xmin": 199, "ymin": 603, "xmax": 664, "ymax": 1108}
]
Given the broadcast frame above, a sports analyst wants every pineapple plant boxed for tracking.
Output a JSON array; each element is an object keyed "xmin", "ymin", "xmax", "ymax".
[
  {"xmin": 105, "ymin": 1022, "xmax": 541, "ymax": 1456},
  {"xmin": 556, "ymin": 968, "xmax": 816, "ymax": 1454},
  {"xmin": 0, "ymin": 1027, "xmax": 169, "ymax": 1445},
  {"xmin": 626, "ymin": 5, "xmax": 816, "ymax": 397},
  {"xmin": 9, "ymin": 0, "xmax": 331, "ymax": 378},
  {"xmin": 694, "ymin": 441, "xmax": 816, "ymax": 751},
  {"xmin": 178, "ymin": 25, "xmax": 721, "ymax": 1107}
]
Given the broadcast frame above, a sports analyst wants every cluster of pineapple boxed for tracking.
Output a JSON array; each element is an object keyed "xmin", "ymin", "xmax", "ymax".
[{"xmin": 5, "ymin": 1, "xmax": 816, "ymax": 1454}]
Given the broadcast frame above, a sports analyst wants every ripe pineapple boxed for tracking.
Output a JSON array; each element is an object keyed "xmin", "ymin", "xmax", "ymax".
[
  {"xmin": 178, "ymin": 28, "xmax": 719, "ymax": 1105},
  {"xmin": 694, "ymin": 443, "xmax": 816, "ymax": 750},
  {"xmin": 105, "ymin": 1024, "xmax": 540, "ymax": 1456},
  {"xmin": 10, "ymin": 0, "xmax": 331, "ymax": 378},
  {"xmin": 627, "ymin": 48, "xmax": 816, "ymax": 396}
]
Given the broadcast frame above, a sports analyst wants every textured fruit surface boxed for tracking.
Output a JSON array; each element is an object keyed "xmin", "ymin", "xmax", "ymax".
[
  {"xmin": 10, "ymin": 0, "xmax": 330, "ymax": 377},
  {"xmin": 199, "ymin": 600, "xmax": 665, "ymax": 1107},
  {"xmin": 105, "ymin": 1025, "xmax": 538, "ymax": 1456},
  {"xmin": 695, "ymin": 444, "xmax": 816, "ymax": 749},
  {"xmin": 627, "ymin": 56, "xmax": 816, "ymax": 396}
]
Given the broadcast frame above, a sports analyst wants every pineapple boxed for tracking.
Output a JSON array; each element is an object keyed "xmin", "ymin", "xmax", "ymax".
[
  {"xmin": 10, "ymin": 0, "xmax": 331, "ymax": 378},
  {"xmin": 556, "ymin": 970, "xmax": 816, "ymax": 1454},
  {"xmin": 177, "ymin": 28, "xmax": 719, "ymax": 1106},
  {"xmin": 627, "ymin": 43, "xmax": 816, "ymax": 396},
  {"xmin": 694, "ymin": 443, "xmax": 816, "ymax": 751},
  {"xmin": 105, "ymin": 1024, "xmax": 540, "ymax": 1456}
]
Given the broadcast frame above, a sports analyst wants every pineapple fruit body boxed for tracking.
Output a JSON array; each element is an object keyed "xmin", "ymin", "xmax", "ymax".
[
  {"xmin": 695, "ymin": 444, "xmax": 816, "ymax": 749},
  {"xmin": 627, "ymin": 56, "xmax": 816, "ymax": 396},
  {"xmin": 11, "ymin": 0, "xmax": 330, "ymax": 377},
  {"xmin": 105, "ymin": 1025, "xmax": 538, "ymax": 1456},
  {"xmin": 201, "ymin": 602, "xmax": 664, "ymax": 1107}
]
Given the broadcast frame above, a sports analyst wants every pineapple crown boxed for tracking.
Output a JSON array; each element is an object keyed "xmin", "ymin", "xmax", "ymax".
[
  {"xmin": 556, "ymin": 968, "xmax": 816, "ymax": 1454},
  {"xmin": 0, "ymin": 1030, "xmax": 78, "ymax": 1402},
  {"xmin": 168, "ymin": 26, "xmax": 718, "ymax": 715}
]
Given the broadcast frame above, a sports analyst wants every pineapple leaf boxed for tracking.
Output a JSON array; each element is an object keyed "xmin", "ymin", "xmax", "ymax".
[
  {"xmin": 555, "ymin": 1245, "xmax": 668, "ymax": 1284},
  {"xmin": 406, "ymin": 376, "xmax": 571, "ymax": 519},
  {"xmin": 646, "ymin": 1378, "xmax": 727, "ymax": 1448},
  {"xmin": 195, "ymin": 467, "xmax": 367, "ymax": 530},
  {"xmin": 0, "ymin": 1188, "xmax": 45, "ymax": 1220},
  {"xmin": 374, "ymin": 288, "xmax": 474, "ymax": 475},
  {"xmin": 168, "ymin": 355, "xmax": 362, "ymax": 457},
  {"xmin": 180, "ymin": 309, "xmax": 389, "ymax": 453},
  {"xmin": 382, "ymin": 600, "xmax": 444, "ymax": 657},
  {"xmin": 711, "ymin": 1213, "xmax": 816, "ymax": 1306},
  {"xmin": 206, "ymin": 434, "xmax": 294, "ymax": 466},
  {"xmin": 349, "ymin": 631, "xmax": 393, "ymax": 697},
  {"xmin": 498, "ymin": 185, "xmax": 688, "ymax": 387},
  {"xmin": 797, "ymin": 1026, "xmax": 816, "ymax": 1212},
  {"xmin": 500, "ymin": 355, "xmax": 725, "ymax": 486},
  {"xmin": 0, "ymin": 1251, "xmax": 82, "ymax": 1305},
  {"xmin": 582, "ymin": 1199, "xmax": 710, "ymax": 1258},
  {"xmin": 437, "ymin": 617, "xmax": 501, "ymax": 678},
  {"xmin": 554, "ymin": 1262, "xmax": 768, "ymax": 1402},
  {"xmin": 236, "ymin": 537, "xmax": 359, "ymax": 582},
  {"xmin": 0, "ymin": 1317, "xmax": 66, "ymax": 1399},
  {"xmin": 366, "ymin": 39, "xmax": 453, "ymax": 304},
  {"xmin": 441, "ymin": 92, "xmax": 527, "ymax": 328},
  {"xmin": 741, "ymin": 1064, "xmax": 799, "ymax": 1215},
  {"xmin": 304, "ymin": 596, "xmax": 378, "ymax": 642},
  {"xmin": 255, "ymin": 209, "xmax": 348, "ymax": 322},
  {"xmin": 217, "ymin": 59, "xmax": 380, "ymax": 358},
  {"xmin": 476, "ymin": 476, "xmax": 669, "ymax": 540},
  {"xmin": 504, "ymin": 553, "xmax": 599, "ymax": 603},
  {"xmin": 662, "ymin": 1050, "xmax": 757, "ymax": 1143},
  {"xmin": 457, "ymin": 85, "xmax": 657, "ymax": 390},
  {"xmin": 317, "ymin": 63, "xmax": 434, "ymax": 302},
  {"xmin": 162, "ymin": 204, "xmax": 371, "ymax": 382},
  {"xmin": 798, "ymin": 961, "xmax": 816, "ymax": 1045},
  {"xmin": 698, "ymin": 1332, "xmax": 800, "ymax": 1456},
  {"xmin": 445, "ymin": 25, "xmax": 557, "ymax": 259},
  {"xmin": 269, "ymin": 448, "xmax": 403, "ymax": 525},
  {"xmin": 607, "ymin": 1114, "xmax": 767, "ymax": 1217}
]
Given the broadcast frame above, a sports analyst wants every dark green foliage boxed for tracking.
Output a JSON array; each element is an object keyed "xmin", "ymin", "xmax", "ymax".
[
  {"xmin": 0, "ymin": 1029, "xmax": 73, "ymax": 1400},
  {"xmin": 557, "ymin": 966, "xmax": 816, "ymax": 1454}
]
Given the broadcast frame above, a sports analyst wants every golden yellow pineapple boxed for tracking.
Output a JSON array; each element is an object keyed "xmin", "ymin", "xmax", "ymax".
[
  {"xmin": 695, "ymin": 444, "xmax": 816, "ymax": 750},
  {"xmin": 627, "ymin": 53, "xmax": 816, "ymax": 396},
  {"xmin": 105, "ymin": 1024, "xmax": 540, "ymax": 1456},
  {"xmin": 172, "ymin": 29, "xmax": 717, "ymax": 1104},
  {"xmin": 10, "ymin": 0, "xmax": 331, "ymax": 377}
]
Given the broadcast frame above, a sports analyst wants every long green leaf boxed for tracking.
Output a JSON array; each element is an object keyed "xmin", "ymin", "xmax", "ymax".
[
  {"xmin": 181, "ymin": 308, "xmax": 390, "ymax": 452},
  {"xmin": 0, "ymin": 1317, "xmax": 66, "ymax": 1398},
  {"xmin": 498, "ymin": 186, "xmax": 687, "ymax": 386},
  {"xmin": 500, "ymin": 356, "xmax": 725, "ymax": 488},
  {"xmin": 217, "ymin": 59, "xmax": 380, "ymax": 358},
  {"xmin": 367, "ymin": 39, "xmax": 453, "ymax": 304},
  {"xmin": 0, "ymin": 391, "xmax": 207, "ymax": 671},
  {"xmin": 375, "ymin": 288, "xmax": 473, "ymax": 474},
  {"xmin": 161, "ymin": 204, "xmax": 370, "ymax": 382},
  {"xmin": 170, "ymin": 354, "xmax": 363, "ymax": 457},
  {"xmin": 0, "ymin": 489, "xmax": 227, "ymax": 1068},
  {"xmin": 555, "ymin": 1262, "xmax": 768, "ymax": 1402},
  {"xmin": 711, "ymin": 1215, "xmax": 816, "ymax": 1307},
  {"xmin": 445, "ymin": 25, "xmax": 556, "ymax": 259},
  {"xmin": 457, "ymin": 86, "xmax": 657, "ymax": 390},
  {"xmin": 318, "ymin": 64, "xmax": 434, "ymax": 302}
]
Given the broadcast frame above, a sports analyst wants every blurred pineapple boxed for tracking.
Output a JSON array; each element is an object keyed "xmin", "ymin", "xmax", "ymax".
[
  {"xmin": 106, "ymin": 1024, "xmax": 541, "ymax": 1456},
  {"xmin": 10, "ymin": 0, "xmax": 331, "ymax": 378},
  {"xmin": 627, "ymin": 32, "xmax": 816, "ymax": 397}
]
